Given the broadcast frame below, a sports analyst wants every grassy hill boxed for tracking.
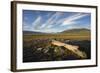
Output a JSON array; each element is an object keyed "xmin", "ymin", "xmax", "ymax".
[
  {"xmin": 62, "ymin": 28, "xmax": 90, "ymax": 34},
  {"xmin": 23, "ymin": 28, "xmax": 90, "ymax": 41},
  {"xmin": 23, "ymin": 28, "xmax": 90, "ymax": 35}
]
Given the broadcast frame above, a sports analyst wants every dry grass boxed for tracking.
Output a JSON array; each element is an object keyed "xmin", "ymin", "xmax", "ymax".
[{"xmin": 23, "ymin": 34, "xmax": 90, "ymax": 41}]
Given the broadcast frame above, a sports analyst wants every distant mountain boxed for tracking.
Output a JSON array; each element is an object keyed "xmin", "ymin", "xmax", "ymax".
[
  {"xmin": 23, "ymin": 28, "xmax": 90, "ymax": 35},
  {"xmin": 23, "ymin": 31, "xmax": 45, "ymax": 35},
  {"xmin": 62, "ymin": 28, "xmax": 90, "ymax": 33}
]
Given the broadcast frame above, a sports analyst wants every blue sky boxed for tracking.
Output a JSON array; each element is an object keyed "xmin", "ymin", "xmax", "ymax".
[{"xmin": 23, "ymin": 10, "xmax": 91, "ymax": 33}]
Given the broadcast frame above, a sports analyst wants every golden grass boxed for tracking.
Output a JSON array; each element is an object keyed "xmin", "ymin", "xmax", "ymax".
[{"xmin": 23, "ymin": 34, "xmax": 90, "ymax": 41}]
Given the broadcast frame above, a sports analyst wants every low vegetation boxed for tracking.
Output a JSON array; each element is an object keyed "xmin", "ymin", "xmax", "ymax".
[{"xmin": 23, "ymin": 29, "xmax": 91, "ymax": 62}]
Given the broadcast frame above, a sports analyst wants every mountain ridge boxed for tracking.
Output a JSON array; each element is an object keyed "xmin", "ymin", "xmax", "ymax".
[
  {"xmin": 62, "ymin": 28, "xmax": 90, "ymax": 33},
  {"xmin": 23, "ymin": 28, "xmax": 90, "ymax": 35}
]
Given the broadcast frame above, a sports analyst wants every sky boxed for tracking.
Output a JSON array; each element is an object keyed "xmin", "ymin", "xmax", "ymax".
[{"xmin": 23, "ymin": 10, "xmax": 91, "ymax": 33}]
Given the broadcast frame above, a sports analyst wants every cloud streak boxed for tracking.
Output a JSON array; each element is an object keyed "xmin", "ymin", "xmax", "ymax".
[
  {"xmin": 40, "ymin": 12, "xmax": 63, "ymax": 29},
  {"xmin": 23, "ymin": 11, "xmax": 90, "ymax": 33},
  {"xmin": 32, "ymin": 16, "xmax": 42, "ymax": 30},
  {"xmin": 59, "ymin": 13, "xmax": 89, "ymax": 26}
]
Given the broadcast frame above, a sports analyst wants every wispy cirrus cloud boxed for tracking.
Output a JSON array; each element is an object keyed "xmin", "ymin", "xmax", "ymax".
[
  {"xmin": 40, "ymin": 13, "xmax": 89, "ymax": 29},
  {"xmin": 32, "ymin": 16, "xmax": 42, "ymax": 30},
  {"xmin": 40, "ymin": 12, "xmax": 63, "ymax": 29},
  {"xmin": 51, "ymin": 13, "xmax": 89, "ymax": 27},
  {"xmin": 23, "ymin": 10, "xmax": 90, "ymax": 33},
  {"xmin": 23, "ymin": 23, "xmax": 31, "ymax": 31},
  {"xmin": 61, "ymin": 13, "xmax": 89, "ymax": 26}
]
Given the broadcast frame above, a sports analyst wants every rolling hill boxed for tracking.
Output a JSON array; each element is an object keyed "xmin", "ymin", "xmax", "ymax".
[
  {"xmin": 62, "ymin": 28, "xmax": 90, "ymax": 34},
  {"xmin": 23, "ymin": 28, "xmax": 90, "ymax": 35},
  {"xmin": 23, "ymin": 31, "xmax": 45, "ymax": 35}
]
